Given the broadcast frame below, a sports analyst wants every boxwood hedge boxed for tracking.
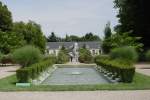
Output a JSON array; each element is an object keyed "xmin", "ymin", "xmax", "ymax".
[
  {"xmin": 16, "ymin": 59, "xmax": 54, "ymax": 83},
  {"xmin": 95, "ymin": 58, "xmax": 135, "ymax": 83}
]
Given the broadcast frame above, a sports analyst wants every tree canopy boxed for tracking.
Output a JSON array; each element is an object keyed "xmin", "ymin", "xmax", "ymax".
[
  {"xmin": 47, "ymin": 32, "xmax": 101, "ymax": 42},
  {"xmin": 0, "ymin": 1, "xmax": 13, "ymax": 32},
  {"xmin": 13, "ymin": 21, "xmax": 46, "ymax": 53},
  {"xmin": 114, "ymin": 0, "xmax": 150, "ymax": 50}
]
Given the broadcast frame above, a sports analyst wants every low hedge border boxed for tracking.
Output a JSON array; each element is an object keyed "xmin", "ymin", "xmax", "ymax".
[
  {"xmin": 16, "ymin": 59, "xmax": 54, "ymax": 83},
  {"xmin": 95, "ymin": 59, "xmax": 135, "ymax": 83}
]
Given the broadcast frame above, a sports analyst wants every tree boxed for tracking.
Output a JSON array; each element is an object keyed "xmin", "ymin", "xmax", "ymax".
[
  {"xmin": 13, "ymin": 21, "xmax": 46, "ymax": 53},
  {"xmin": 114, "ymin": 0, "xmax": 150, "ymax": 50},
  {"xmin": 79, "ymin": 48, "xmax": 93, "ymax": 63},
  {"xmin": 0, "ymin": 31, "xmax": 25, "ymax": 54},
  {"xmin": 106, "ymin": 32, "xmax": 143, "ymax": 51},
  {"xmin": 47, "ymin": 32, "xmax": 58, "ymax": 42},
  {"xmin": 102, "ymin": 22, "xmax": 112, "ymax": 53},
  {"xmin": 0, "ymin": 1, "xmax": 13, "ymax": 31},
  {"xmin": 104, "ymin": 22, "xmax": 112, "ymax": 39}
]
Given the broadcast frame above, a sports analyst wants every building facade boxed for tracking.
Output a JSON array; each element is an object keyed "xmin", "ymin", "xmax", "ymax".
[{"xmin": 46, "ymin": 42, "xmax": 102, "ymax": 56}]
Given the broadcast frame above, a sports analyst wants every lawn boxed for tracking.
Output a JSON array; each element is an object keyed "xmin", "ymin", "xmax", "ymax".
[{"xmin": 0, "ymin": 73, "xmax": 150, "ymax": 91}]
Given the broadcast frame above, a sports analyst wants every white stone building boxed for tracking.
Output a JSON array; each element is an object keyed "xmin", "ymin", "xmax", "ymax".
[{"xmin": 46, "ymin": 42, "xmax": 102, "ymax": 56}]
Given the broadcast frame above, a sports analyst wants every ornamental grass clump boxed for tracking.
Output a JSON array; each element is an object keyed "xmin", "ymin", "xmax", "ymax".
[{"xmin": 12, "ymin": 45, "xmax": 42, "ymax": 67}]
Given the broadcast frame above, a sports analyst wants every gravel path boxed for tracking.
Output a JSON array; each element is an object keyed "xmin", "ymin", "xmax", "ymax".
[
  {"xmin": 0, "ymin": 66, "xmax": 20, "ymax": 79},
  {"xmin": 135, "ymin": 63, "xmax": 150, "ymax": 76},
  {"xmin": 0, "ymin": 91, "xmax": 150, "ymax": 100}
]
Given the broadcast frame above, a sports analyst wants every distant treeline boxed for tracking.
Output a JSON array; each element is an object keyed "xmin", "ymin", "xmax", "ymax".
[{"xmin": 47, "ymin": 32, "xmax": 101, "ymax": 42}]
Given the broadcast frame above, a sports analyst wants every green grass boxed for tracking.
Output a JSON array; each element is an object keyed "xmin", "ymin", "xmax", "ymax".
[{"xmin": 0, "ymin": 73, "xmax": 150, "ymax": 91}]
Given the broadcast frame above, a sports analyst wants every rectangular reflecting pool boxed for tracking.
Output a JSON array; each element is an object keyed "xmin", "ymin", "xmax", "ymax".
[{"xmin": 42, "ymin": 65, "xmax": 110, "ymax": 85}]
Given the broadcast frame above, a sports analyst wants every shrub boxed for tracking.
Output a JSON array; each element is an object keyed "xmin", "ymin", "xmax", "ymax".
[
  {"xmin": 95, "ymin": 59, "xmax": 135, "ymax": 83},
  {"xmin": 145, "ymin": 50, "xmax": 150, "ymax": 61},
  {"xmin": 16, "ymin": 58, "xmax": 54, "ymax": 83},
  {"xmin": 56, "ymin": 50, "xmax": 69, "ymax": 64},
  {"xmin": 0, "ymin": 52, "xmax": 4, "ymax": 63},
  {"xmin": 110, "ymin": 46, "xmax": 138, "ymax": 64},
  {"xmin": 94, "ymin": 55, "xmax": 109, "ymax": 62},
  {"xmin": 1, "ymin": 54, "xmax": 14, "ymax": 64},
  {"xmin": 12, "ymin": 45, "xmax": 42, "ymax": 67},
  {"xmin": 79, "ymin": 48, "xmax": 93, "ymax": 63}
]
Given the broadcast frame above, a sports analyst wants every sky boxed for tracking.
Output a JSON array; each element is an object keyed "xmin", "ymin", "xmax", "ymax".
[{"xmin": 1, "ymin": 0, "xmax": 118, "ymax": 38}]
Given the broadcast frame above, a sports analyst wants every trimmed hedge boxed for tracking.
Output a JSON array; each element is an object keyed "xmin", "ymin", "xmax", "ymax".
[
  {"xmin": 16, "ymin": 59, "xmax": 54, "ymax": 83},
  {"xmin": 95, "ymin": 58, "xmax": 135, "ymax": 83}
]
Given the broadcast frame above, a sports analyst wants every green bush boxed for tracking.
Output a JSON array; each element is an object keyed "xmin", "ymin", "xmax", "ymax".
[
  {"xmin": 12, "ymin": 45, "xmax": 42, "ymax": 67},
  {"xmin": 94, "ymin": 55, "xmax": 109, "ymax": 62},
  {"xmin": 0, "ymin": 52, "xmax": 4, "ymax": 63},
  {"xmin": 145, "ymin": 50, "xmax": 150, "ymax": 61},
  {"xmin": 110, "ymin": 46, "xmax": 138, "ymax": 64},
  {"xmin": 95, "ymin": 58, "xmax": 135, "ymax": 83},
  {"xmin": 1, "ymin": 54, "xmax": 14, "ymax": 64},
  {"xmin": 79, "ymin": 48, "xmax": 93, "ymax": 63},
  {"xmin": 56, "ymin": 50, "xmax": 69, "ymax": 64},
  {"xmin": 16, "ymin": 58, "xmax": 54, "ymax": 83}
]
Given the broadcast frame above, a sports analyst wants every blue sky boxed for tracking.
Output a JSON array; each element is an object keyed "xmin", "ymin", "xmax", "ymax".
[{"xmin": 1, "ymin": 0, "xmax": 118, "ymax": 38}]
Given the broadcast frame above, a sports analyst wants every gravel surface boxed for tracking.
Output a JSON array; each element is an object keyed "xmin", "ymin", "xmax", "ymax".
[
  {"xmin": 0, "ymin": 91, "xmax": 150, "ymax": 100},
  {"xmin": 0, "ymin": 66, "xmax": 20, "ymax": 79}
]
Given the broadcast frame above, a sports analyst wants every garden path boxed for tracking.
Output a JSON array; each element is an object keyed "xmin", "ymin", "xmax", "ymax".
[
  {"xmin": 135, "ymin": 63, "xmax": 150, "ymax": 76},
  {"xmin": 0, "ymin": 90, "xmax": 150, "ymax": 100},
  {"xmin": 0, "ymin": 66, "xmax": 20, "ymax": 79}
]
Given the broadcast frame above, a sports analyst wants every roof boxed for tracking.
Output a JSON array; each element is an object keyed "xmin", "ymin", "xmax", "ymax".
[{"xmin": 46, "ymin": 41, "xmax": 101, "ymax": 50}]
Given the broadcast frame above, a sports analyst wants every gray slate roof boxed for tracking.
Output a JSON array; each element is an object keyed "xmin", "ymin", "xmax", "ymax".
[{"xmin": 46, "ymin": 41, "xmax": 101, "ymax": 50}]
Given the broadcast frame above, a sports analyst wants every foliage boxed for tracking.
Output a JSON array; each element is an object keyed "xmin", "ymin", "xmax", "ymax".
[
  {"xmin": 56, "ymin": 48, "xmax": 69, "ymax": 64},
  {"xmin": 0, "ymin": 1, "xmax": 13, "ymax": 31},
  {"xmin": 13, "ymin": 21, "xmax": 46, "ymax": 53},
  {"xmin": 79, "ymin": 48, "xmax": 93, "ymax": 63},
  {"xmin": 0, "ymin": 54, "xmax": 14, "ymax": 64},
  {"xmin": 104, "ymin": 32, "xmax": 143, "ymax": 52},
  {"xmin": 47, "ymin": 32, "xmax": 58, "ymax": 42},
  {"xmin": 95, "ymin": 58, "xmax": 135, "ymax": 83},
  {"xmin": 102, "ymin": 22, "xmax": 112, "ymax": 53},
  {"xmin": 0, "ymin": 31, "xmax": 25, "ymax": 54},
  {"xmin": 145, "ymin": 50, "xmax": 150, "ymax": 61},
  {"xmin": 114, "ymin": 0, "xmax": 150, "ymax": 49},
  {"xmin": 47, "ymin": 32, "xmax": 101, "ymax": 42},
  {"xmin": 12, "ymin": 45, "xmax": 42, "ymax": 67},
  {"xmin": 94, "ymin": 55, "xmax": 110, "ymax": 62},
  {"xmin": 0, "ymin": 52, "xmax": 4, "ymax": 63},
  {"xmin": 110, "ymin": 46, "xmax": 138, "ymax": 65},
  {"xmin": 17, "ymin": 58, "xmax": 54, "ymax": 83}
]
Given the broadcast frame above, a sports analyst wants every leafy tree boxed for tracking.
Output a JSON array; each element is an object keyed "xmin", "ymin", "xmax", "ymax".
[
  {"xmin": 102, "ymin": 22, "xmax": 112, "ymax": 53},
  {"xmin": 13, "ymin": 21, "xmax": 46, "ymax": 53},
  {"xmin": 47, "ymin": 32, "xmax": 58, "ymax": 42},
  {"xmin": 0, "ymin": 31, "xmax": 25, "ymax": 54},
  {"xmin": 104, "ymin": 22, "xmax": 112, "ymax": 39},
  {"xmin": 56, "ymin": 46, "xmax": 69, "ymax": 64},
  {"xmin": 82, "ymin": 33, "xmax": 100, "ymax": 41},
  {"xmin": 107, "ymin": 32, "xmax": 143, "ymax": 51},
  {"xmin": 79, "ymin": 48, "xmax": 93, "ymax": 63},
  {"xmin": 114, "ymin": 0, "xmax": 150, "ymax": 50},
  {"xmin": 0, "ymin": 1, "xmax": 13, "ymax": 31},
  {"xmin": 65, "ymin": 34, "xmax": 71, "ymax": 42}
]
